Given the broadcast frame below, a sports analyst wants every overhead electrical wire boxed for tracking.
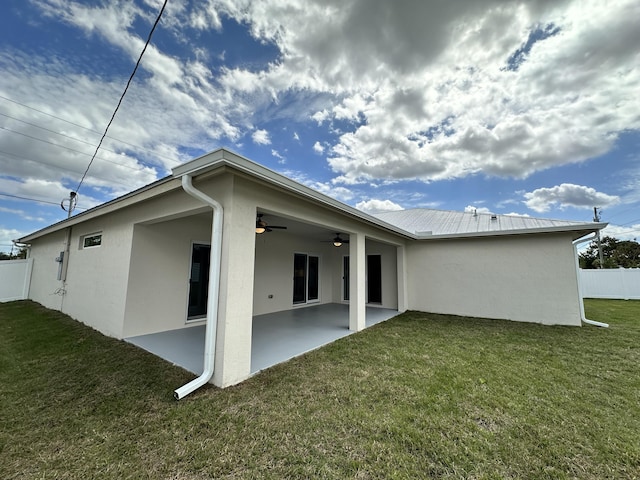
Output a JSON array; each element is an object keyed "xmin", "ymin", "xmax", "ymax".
[
  {"xmin": 0, "ymin": 150, "xmax": 137, "ymax": 190},
  {"xmin": 0, "ymin": 97, "xmax": 178, "ymax": 164},
  {"xmin": 601, "ymin": 205, "xmax": 640, "ymax": 222},
  {"xmin": 0, "ymin": 192, "xmax": 87, "ymax": 210},
  {"xmin": 75, "ymin": 0, "xmax": 168, "ymax": 194},
  {"xmin": 619, "ymin": 217, "xmax": 640, "ymax": 227},
  {"xmin": 0, "ymin": 126, "xmax": 150, "ymax": 173},
  {"xmin": 0, "ymin": 111, "xmax": 133, "ymax": 156}
]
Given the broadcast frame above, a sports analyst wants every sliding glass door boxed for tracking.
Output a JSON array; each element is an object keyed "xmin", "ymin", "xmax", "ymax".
[{"xmin": 293, "ymin": 253, "xmax": 319, "ymax": 304}]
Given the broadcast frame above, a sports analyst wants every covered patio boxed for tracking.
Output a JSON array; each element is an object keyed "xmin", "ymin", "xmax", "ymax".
[{"xmin": 126, "ymin": 303, "xmax": 398, "ymax": 376}]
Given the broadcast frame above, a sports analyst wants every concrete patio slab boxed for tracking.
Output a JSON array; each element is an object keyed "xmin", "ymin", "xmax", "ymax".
[{"xmin": 126, "ymin": 303, "xmax": 398, "ymax": 376}]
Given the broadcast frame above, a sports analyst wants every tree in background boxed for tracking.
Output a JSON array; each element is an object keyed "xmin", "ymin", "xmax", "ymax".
[
  {"xmin": 579, "ymin": 236, "xmax": 640, "ymax": 269},
  {"xmin": 0, "ymin": 246, "xmax": 28, "ymax": 260}
]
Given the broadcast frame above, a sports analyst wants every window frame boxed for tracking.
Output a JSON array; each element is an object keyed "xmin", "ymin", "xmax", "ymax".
[
  {"xmin": 292, "ymin": 252, "xmax": 321, "ymax": 305},
  {"xmin": 186, "ymin": 241, "xmax": 211, "ymax": 322},
  {"xmin": 80, "ymin": 232, "xmax": 102, "ymax": 249}
]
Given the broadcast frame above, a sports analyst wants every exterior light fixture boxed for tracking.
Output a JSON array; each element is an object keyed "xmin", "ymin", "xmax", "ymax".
[
  {"xmin": 256, "ymin": 214, "xmax": 267, "ymax": 234},
  {"xmin": 332, "ymin": 234, "xmax": 346, "ymax": 247},
  {"xmin": 255, "ymin": 214, "xmax": 287, "ymax": 234}
]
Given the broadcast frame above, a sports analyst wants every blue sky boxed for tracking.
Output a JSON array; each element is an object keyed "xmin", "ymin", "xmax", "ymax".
[{"xmin": 1, "ymin": 0, "xmax": 639, "ymax": 253}]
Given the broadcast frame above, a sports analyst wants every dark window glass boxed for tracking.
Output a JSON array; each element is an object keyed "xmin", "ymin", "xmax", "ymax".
[
  {"xmin": 293, "ymin": 253, "xmax": 307, "ymax": 304},
  {"xmin": 188, "ymin": 244, "xmax": 211, "ymax": 318}
]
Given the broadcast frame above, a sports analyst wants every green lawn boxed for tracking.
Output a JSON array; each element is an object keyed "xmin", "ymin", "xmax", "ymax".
[{"xmin": 1, "ymin": 300, "xmax": 639, "ymax": 479}]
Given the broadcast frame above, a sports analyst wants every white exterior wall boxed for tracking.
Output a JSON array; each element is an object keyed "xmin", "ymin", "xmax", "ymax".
[
  {"xmin": 365, "ymin": 239, "xmax": 398, "ymax": 308},
  {"xmin": 26, "ymin": 180, "xmax": 209, "ymax": 338},
  {"xmin": 243, "ymin": 178, "xmax": 401, "ymax": 315},
  {"xmin": 60, "ymin": 214, "xmax": 134, "ymax": 337},
  {"xmin": 22, "ymin": 169, "xmax": 404, "ymax": 387},
  {"xmin": 123, "ymin": 215, "xmax": 213, "ymax": 337},
  {"xmin": 27, "ymin": 229, "xmax": 73, "ymax": 312},
  {"xmin": 253, "ymin": 233, "xmax": 337, "ymax": 315},
  {"xmin": 405, "ymin": 233, "xmax": 582, "ymax": 326},
  {"xmin": 196, "ymin": 175, "xmax": 255, "ymax": 386}
]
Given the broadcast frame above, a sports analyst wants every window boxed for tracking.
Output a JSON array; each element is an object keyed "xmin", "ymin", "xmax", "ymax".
[
  {"xmin": 367, "ymin": 254, "xmax": 382, "ymax": 304},
  {"xmin": 293, "ymin": 253, "xmax": 320, "ymax": 304},
  {"xmin": 187, "ymin": 243, "xmax": 211, "ymax": 319},
  {"xmin": 81, "ymin": 233, "xmax": 102, "ymax": 249},
  {"xmin": 343, "ymin": 256, "xmax": 350, "ymax": 301}
]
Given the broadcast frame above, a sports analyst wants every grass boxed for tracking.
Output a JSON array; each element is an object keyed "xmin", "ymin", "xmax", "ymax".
[{"xmin": 1, "ymin": 299, "xmax": 639, "ymax": 479}]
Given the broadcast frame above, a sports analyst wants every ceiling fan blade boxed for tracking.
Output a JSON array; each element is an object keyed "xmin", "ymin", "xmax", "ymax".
[{"xmin": 256, "ymin": 213, "xmax": 287, "ymax": 232}]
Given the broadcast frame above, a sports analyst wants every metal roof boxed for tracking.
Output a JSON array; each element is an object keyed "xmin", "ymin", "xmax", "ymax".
[{"xmin": 373, "ymin": 208, "xmax": 605, "ymax": 240}]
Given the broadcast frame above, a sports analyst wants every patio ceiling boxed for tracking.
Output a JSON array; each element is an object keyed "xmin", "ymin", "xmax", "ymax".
[{"xmin": 256, "ymin": 210, "xmax": 349, "ymax": 243}]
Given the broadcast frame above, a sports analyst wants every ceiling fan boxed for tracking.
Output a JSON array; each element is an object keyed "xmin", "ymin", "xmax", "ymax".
[
  {"xmin": 323, "ymin": 233, "xmax": 349, "ymax": 247},
  {"xmin": 255, "ymin": 213, "xmax": 288, "ymax": 234}
]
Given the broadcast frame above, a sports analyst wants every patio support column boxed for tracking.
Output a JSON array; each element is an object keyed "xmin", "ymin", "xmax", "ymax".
[
  {"xmin": 349, "ymin": 232, "xmax": 366, "ymax": 331},
  {"xmin": 213, "ymin": 194, "xmax": 257, "ymax": 387},
  {"xmin": 397, "ymin": 245, "xmax": 408, "ymax": 312}
]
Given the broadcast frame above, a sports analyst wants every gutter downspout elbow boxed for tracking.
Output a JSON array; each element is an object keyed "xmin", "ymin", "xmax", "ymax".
[
  {"xmin": 573, "ymin": 233, "xmax": 609, "ymax": 328},
  {"xmin": 174, "ymin": 174, "xmax": 223, "ymax": 400}
]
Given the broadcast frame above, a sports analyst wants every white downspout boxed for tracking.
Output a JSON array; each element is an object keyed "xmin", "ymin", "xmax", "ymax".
[
  {"xmin": 573, "ymin": 233, "xmax": 609, "ymax": 328},
  {"xmin": 174, "ymin": 174, "xmax": 223, "ymax": 400}
]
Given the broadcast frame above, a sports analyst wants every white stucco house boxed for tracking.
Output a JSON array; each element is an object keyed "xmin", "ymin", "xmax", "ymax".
[{"xmin": 18, "ymin": 149, "xmax": 605, "ymax": 397}]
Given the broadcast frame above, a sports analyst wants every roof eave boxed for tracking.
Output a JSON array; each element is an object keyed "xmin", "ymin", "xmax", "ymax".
[
  {"xmin": 173, "ymin": 148, "xmax": 415, "ymax": 239},
  {"xmin": 18, "ymin": 175, "xmax": 178, "ymax": 243},
  {"xmin": 413, "ymin": 222, "xmax": 607, "ymax": 241}
]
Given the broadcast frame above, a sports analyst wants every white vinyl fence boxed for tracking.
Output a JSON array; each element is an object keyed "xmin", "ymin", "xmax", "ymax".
[
  {"xmin": 0, "ymin": 258, "xmax": 33, "ymax": 302},
  {"xmin": 579, "ymin": 268, "xmax": 640, "ymax": 300}
]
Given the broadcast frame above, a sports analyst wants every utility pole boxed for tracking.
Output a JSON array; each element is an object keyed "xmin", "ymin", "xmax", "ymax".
[
  {"xmin": 593, "ymin": 207, "xmax": 604, "ymax": 268},
  {"xmin": 61, "ymin": 191, "xmax": 77, "ymax": 218}
]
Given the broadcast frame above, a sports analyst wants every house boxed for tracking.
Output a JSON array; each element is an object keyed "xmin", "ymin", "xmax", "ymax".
[{"xmin": 18, "ymin": 148, "xmax": 605, "ymax": 398}]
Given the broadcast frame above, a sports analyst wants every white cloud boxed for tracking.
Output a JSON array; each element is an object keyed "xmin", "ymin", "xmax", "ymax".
[
  {"xmin": 0, "ymin": 206, "xmax": 46, "ymax": 223},
  {"xmin": 464, "ymin": 205, "xmax": 492, "ymax": 214},
  {"xmin": 252, "ymin": 129, "xmax": 271, "ymax": 145},
  {"xmin": 0, "ymin": 227, "xmax": 25, "ymax": 253},
  {"xmin": 602, "ymin": 224, "xmax": 640, "ymax": 242},
  {"xmin": 312, "ymin": 141, "xmax": 324, "ymax": 154},
  {"xmin": 271, "ymin": 149, "xmax": 285, "ymax": 163},
  {"xmin": 356, "ymin": 199, "xmax": 403, "ymax": 214},
  {"xmin": 281, "ymin": 169, "xmax": 354, "ymax": 203},
  {"xmin": 311, "ymin": 110, "xmax": 330, "ymax": 125},
  {"xmin": 3, "ymin": 0, "xmax": 639, "ymax": 223},
  {"xmin": 206, "ymin": 0, "xmax": 639, "ymax": 184},
  {"xmin": 523, "ymin": 183, "xmax": 620, "ymax": 213}
]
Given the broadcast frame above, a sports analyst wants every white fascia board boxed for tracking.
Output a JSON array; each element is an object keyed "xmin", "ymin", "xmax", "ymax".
[
  {"xmin": 172, "ymin": 148, "xmax": 414, "ymax": 239},
  {"xmin": 413, "ymin": 222, "xmax": 607, "ymax": 241},
  {"xmin": 19, "ymin": 176, "xmax": 179, "ymax": 243},
  {"xmin": 20, "ymin": 146, "xmax": 607, "ymax": 244}
]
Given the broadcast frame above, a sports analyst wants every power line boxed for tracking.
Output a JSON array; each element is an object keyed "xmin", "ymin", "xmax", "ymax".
[
  {"xmin": 75, "ymin": 0, "xmax": 168, "ymax": 194},
  {"xmin": 0, "ymin": 94, "xmax": 104, "ymax": 134},
  {"xmin": 0, "ymin": 192, "xmax": 87, "ymax": 209},
  {"xmin": 0, "ymin": 97, "xmax": 178, "ymax": 164},
  {"xmin": 0, "ymin": 111, "xmax": 130, "ymax": 156},
  {"xmin": 0, "ymin": 126, "xmax": 151, "ymax": 173},
  {"xmin": 0, "ymin": 150, "xmax": 137, "ymax": 190},
  {"xmin": 601, "ymin": 203, "xmax": 640, "ymax": 222},
  {"xmin": 619, "ymin": 217, "xmax": 640, "ymax": 226}
]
